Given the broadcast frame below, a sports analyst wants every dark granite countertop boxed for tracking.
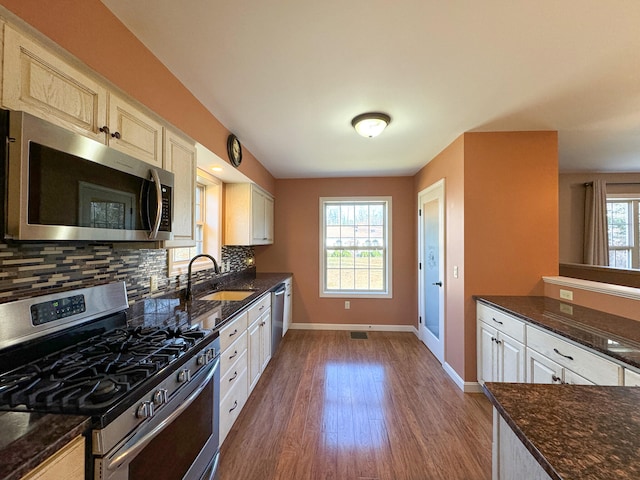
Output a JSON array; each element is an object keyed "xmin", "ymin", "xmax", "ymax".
[
  {"xmin": 0, "ymin": 412, "xmax": 90, "ymax": 480},
  {"xmin": 0, "ymin": 271, "xmax": 290, "ymax": 480},
  {"xmin": 483, "ymin": 382, "xmax": 640, "ymax": 480},
  {"xmin": 476, "ymin": 296, "xmax": 640, "ymax": 369},
  {"xmin": 126, "ymin": 272, "xmax": 292, "ymax": 331}
]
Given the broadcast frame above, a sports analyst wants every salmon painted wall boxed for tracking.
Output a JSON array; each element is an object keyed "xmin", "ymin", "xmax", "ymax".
[
  {"xmin": 0, "ymin": 0, "xmax": 275, "ymax": 194},
  {"xmin": 255, "ymin": 177, "xmax": 416, "ymax": 327},
  {"xmin": 414, "ymin": 136, "xmax": 466, "ymax": 377},
  {"xmin": 464, "ymin": 131, "xmax": 559, "ymax": 380},
  {"xmin": 544, "ymin": 283, "xmax": 640, "ymax": 321}
]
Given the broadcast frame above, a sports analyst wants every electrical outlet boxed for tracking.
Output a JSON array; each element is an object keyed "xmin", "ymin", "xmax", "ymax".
[
  {"xmin": 345, "ymin": 301, "xmax": 350, "ymax": 310},
  {"xmin": 559, "ymin": 289, "xmax": 573, "ymax": 301},
  {"xmin": 150, "ymin": 275, "xmax": 158, "ymax": 292}
]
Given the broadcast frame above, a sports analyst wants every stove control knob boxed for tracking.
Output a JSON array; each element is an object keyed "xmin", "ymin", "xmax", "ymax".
[
  {"xmin": 153, "ymin": 388, "xmax": 169, "ymax": 406},
  {"xmin": 177, "ymin": 368, "xmax": 191, "ymax": 383},
  {"xmin": 197, "ymin": 353, "xmax": 207, "ymax": 366},
  {"xmin": 136, "ymin": 401, "xmax": 154, "ymax": 419}
]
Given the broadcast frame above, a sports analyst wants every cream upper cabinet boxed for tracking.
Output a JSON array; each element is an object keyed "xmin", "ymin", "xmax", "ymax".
[
  {"xmin": 163, "ymin": 128, "xmax": 197, "ymax": 246},
  {"xmin": 106, "ymin": 93, "xmax": 163, "ymax": 167},
  {"xmin": 2, "ymin": 24, "xmax": 107, "ymax": 142},
  {"xmin": 225, "ymin": 183, "xmax": 274, "ymax": 246},
  {"xmin": 2, "ymin": 24, "xmax": 164, "ymax": 168}
]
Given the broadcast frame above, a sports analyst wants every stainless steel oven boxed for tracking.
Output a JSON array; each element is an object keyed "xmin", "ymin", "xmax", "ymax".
[
  {"xmin": 0, "ymin": 282, "xmax": 221, "ymax": 480},
  {"xmin": 94, "ymin": 352, "xmax": 220, "ymax": 480}
]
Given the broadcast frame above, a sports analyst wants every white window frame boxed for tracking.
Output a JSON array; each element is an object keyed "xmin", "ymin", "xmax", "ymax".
[
  {"xmin": 319, "ymin": 196, "xmax": 392, "ymax": 298},
  {"xmin": 168, "ymin": 169, "xmax": 222, "ymax": 276},
  {"xmin": 606, "ymin": 194, "xmax": 640, "ymax": 269}
]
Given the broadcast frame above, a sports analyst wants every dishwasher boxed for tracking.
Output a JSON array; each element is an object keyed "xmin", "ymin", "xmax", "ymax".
[{"xmin": 271, "ymin": 283, "xmax": 286, "ymax": 354}]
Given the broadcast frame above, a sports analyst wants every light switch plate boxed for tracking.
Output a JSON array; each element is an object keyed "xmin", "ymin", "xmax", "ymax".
[{"xmin": 559, "ymin": 289, "xmax": 573, "ymax": 301}]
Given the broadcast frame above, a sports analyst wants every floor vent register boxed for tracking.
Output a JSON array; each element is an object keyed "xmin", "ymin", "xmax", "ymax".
[{"xmin": 350, "ymin": 331, "xmax": 368, "ymax": 339}]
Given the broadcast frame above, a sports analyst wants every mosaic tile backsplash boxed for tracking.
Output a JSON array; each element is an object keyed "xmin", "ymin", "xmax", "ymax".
[{"xmin": 0, "ymin": 242, "xmax": 255, "ymax": 304}]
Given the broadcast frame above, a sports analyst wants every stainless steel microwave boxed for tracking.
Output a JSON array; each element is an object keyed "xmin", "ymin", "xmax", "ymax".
[{"xmin": 3, "ymin": 110, "xmax": 174, "ymax": 242}]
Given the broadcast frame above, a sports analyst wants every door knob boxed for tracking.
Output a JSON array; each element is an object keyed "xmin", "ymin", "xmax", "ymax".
[{"xmin": 432, "ymin": 281, "xmax": 443, "ymax": 287}]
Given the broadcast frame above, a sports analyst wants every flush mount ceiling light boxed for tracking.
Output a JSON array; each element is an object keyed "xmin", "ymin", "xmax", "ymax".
[{"xmin": 351, "ymin": 112, "xmax": 391, "ymax": 138}]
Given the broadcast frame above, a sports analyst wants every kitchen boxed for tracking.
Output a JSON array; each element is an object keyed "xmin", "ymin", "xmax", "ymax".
[{"xmin": 0, "ymin": 1, "xmax": 639, "ymax": 479}]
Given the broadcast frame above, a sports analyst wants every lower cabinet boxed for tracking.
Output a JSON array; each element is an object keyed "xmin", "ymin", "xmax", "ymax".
[
  {"xmin": 216, "ymin": 291, "xmax": 274, "ymax": 445},
  {"xmin": 624, "ymin": 369, "xmax": 640, "ymax": 386},
  {"xmin": 21, "ymin": 435, "xmax": 85, "ymax": 480},
  {"xmin": 478, "ymin": 321, "xmax": 525, "ymax": 384},
  {"xmin": 493, "ymin": 410, "xmax": 552, "ymax": 480},
  {"xmin": 248, "ymin": 305, "xmax": 272, "ymax": 393},
  {"xmin": 477, "ymin": 300, "xmax": 625, "ymax": 387}
]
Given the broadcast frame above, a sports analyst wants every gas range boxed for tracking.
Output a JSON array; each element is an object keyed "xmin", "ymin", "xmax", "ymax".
[{"xmin": 0, "ymin": 282, "xmax": 221, "ymax": 480}]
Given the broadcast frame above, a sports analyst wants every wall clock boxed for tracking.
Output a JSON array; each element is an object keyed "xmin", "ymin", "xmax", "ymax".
[{"xmin": 227, "ymin": 134, "xmax": 242, "ymax": 167}]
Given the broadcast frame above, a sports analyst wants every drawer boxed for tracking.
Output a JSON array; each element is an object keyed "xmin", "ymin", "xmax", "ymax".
[
  {"xmin": 476, "ymin": 303, "xmax": 525, "ymax": 343},
  {"xmin": 624, "ymin": 368, "xmax": 640, "ymax": 386},
  {"xmin": 219, "ymin": 311, "xmax": 248, "ymax": 352},
  {"xmin": 220, "ymin": 349, "xmax": 248, "ymax": 400},
  {"xmin": 247, "ymin": 293, "xmax": 271, "ymax": 325},
  {"xmin": 219, "ymin": 367, "xmax": 248, "ymax": 445},
  {"xmin": 526, "ymin": 325, "xmax": 621, "ymax": 385},
  {"xmin": 221, "ymin": 330, "xmax": 248, "ymax": 377}
]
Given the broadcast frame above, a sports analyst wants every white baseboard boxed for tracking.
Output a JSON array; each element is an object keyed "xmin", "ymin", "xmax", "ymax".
[
  {"xmin": 289, "ymin": 322, "xmax": 417, "ymax": 333},
  {"xmin": 443, "ymin": 362, "xmax": 483, "ymax": 393}
]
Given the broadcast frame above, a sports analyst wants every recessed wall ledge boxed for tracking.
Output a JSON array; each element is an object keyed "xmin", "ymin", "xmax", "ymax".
[{"xmin": 543, "ymin": 276, "xmax": 640, "ymax": 302}]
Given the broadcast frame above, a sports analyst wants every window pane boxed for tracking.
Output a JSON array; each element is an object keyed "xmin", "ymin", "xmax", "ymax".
[
  {"xmin": 610, "ymin": 249, "xmax": 631, "ymax": 269},
  {"xmin": 321, "ymin": 198, "xmax": 390, "ymax": 296}
]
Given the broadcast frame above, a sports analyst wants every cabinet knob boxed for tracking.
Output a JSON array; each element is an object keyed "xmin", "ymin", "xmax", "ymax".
[
  {"xmin": 111, "ymin": 131, "xmax": 121, "ymax": 139},
  {"xmin": 99, "ymin": 125, "xmax": 110, "ymax": 135}
]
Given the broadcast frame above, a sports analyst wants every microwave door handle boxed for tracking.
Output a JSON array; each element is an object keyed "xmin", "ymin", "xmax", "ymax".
[
  {"xmin": 148, "ymin": 168, "xmax": 163, "ymax": 240},
  {"xmin": 105, "ymin": 357, "xmax": 219, "ymax": 471}
]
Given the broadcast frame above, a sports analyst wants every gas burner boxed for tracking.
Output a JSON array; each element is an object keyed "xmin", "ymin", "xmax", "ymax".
[{"xmin": 89, "ymin": 379, "xmax": 120, "ymax": 403}]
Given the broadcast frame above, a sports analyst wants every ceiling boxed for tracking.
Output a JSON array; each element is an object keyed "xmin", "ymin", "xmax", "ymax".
[{"xmin": 101, "ymin": 0, "xmax": 640, "ymax": 179}]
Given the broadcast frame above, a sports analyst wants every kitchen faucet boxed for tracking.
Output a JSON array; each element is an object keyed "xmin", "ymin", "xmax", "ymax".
[{"xmin": 185, "ymin": 254, "xmax": 221, "ymax": 300}]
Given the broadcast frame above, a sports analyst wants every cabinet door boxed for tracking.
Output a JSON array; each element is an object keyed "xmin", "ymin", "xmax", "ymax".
[
  {"xmin": 251, "ymin": 187, "xmax": 269, "ymax": 244},
  {"xmin": 163, "ymin": 129, "xmax": 196, "ymax": 246},
  {"xmin": 107, "ymin": 93, "xmax": 163, "ymax": 167},
  {"xmin": 526, "ymin": 348, "xmax": 563, "ymax": 384},
  {"xmin": 564, "ymin": 369, "xmax": 594, "ymax": 385},
  {"xmin": 499, "ymin": 334, "xmax": 525, "ymax": 383},
  {"xmin": 477, "ymin": 321, "xmax": 498, "ymax": 384},
  {"xmin": 248, "ymin": 319, "xmax": 261, "ymax": 393},
  {"xmin": 2, "ymin": 25, "xmax": 107, "ymax": 142},
  {"xmin": 260, "ymin": 309, "xmax": 272, "ymax": 372},
  {"xmin": 264, "ymin": 195, "xmax": 274, "ymax": 242}
]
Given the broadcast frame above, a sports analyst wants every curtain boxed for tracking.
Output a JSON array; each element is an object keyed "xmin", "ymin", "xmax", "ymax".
[{"xmin": 583, "ymin": 179, "xmax": 609, "ymax": 266}]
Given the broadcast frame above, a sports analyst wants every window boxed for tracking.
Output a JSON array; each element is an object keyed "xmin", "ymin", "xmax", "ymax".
[
  {"xmin": 169, "ymin": 169, "xmax": 222, "ymax": 275},
  {"xmin": 320, "ymin": 197, "xmax": 392, "ymax": 298},
  {"xmin": 606, "ymin": 196, "xmax": 640, "ymax": 269}
]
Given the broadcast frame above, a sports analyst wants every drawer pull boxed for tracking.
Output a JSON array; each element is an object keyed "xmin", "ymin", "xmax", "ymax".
[
  {"xmin": 551, "ymin": 374, "xmax": 564, "ymax": 384},
  {"xmin": 228, "ymin": 371, "xmax": 238, "ymax": 382},
  {"xmin": 491, "ymin": 317, "xmax": 504, "ymax": 325},
  {"xmin": 553, "ymin": 348, "xmax": 574, "ymax": 361},
  {"xmin": 229, "ymin": 400, "xmax": 238, "ymax": 413},
  {"xmin": 229, "ymin": 350, "xmax": 238, "ymax": 360},
  {"xmin": 228, "ymin": 329, "xmax": 238, "ymax": 337},
  {"xmin": 259, "ymin": 305, "xmax": 265, "ymax": 311}
]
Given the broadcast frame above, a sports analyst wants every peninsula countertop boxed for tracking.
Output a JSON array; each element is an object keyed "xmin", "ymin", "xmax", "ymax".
[{"xmin": 483, "ymin": 382, "xmax": 640, "ymax": 480}]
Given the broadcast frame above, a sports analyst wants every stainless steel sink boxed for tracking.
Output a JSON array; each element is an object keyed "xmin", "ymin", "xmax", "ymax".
[{"xmin": 199, "ymin": 290, "xmax": 254, "ymax": 301}]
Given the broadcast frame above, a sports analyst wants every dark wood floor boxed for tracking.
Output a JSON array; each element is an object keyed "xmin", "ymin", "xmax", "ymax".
[{"xmin": 219, "ymin": 330, "xmax": 493, "ymax": 480}]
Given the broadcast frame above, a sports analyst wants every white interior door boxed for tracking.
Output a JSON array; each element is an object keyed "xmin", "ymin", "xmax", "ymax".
[{"xmin": 418, "ymin": 180, "xmax": 445, "ymax": 363}]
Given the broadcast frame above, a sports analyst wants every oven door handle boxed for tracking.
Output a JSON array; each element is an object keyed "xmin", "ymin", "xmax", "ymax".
[
  {"xmin": 106, "ymin": 357, "xmax": 219, "ymax": 471},
  {"xmin": 148, "ymin": 168, "xmax": 163, "ymax": 240}
]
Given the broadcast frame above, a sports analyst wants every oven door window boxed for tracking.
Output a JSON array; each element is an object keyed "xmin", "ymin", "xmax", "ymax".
[{"xmin": 129, "ymin": 380, "xmax": 214, "ymax": 480}]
